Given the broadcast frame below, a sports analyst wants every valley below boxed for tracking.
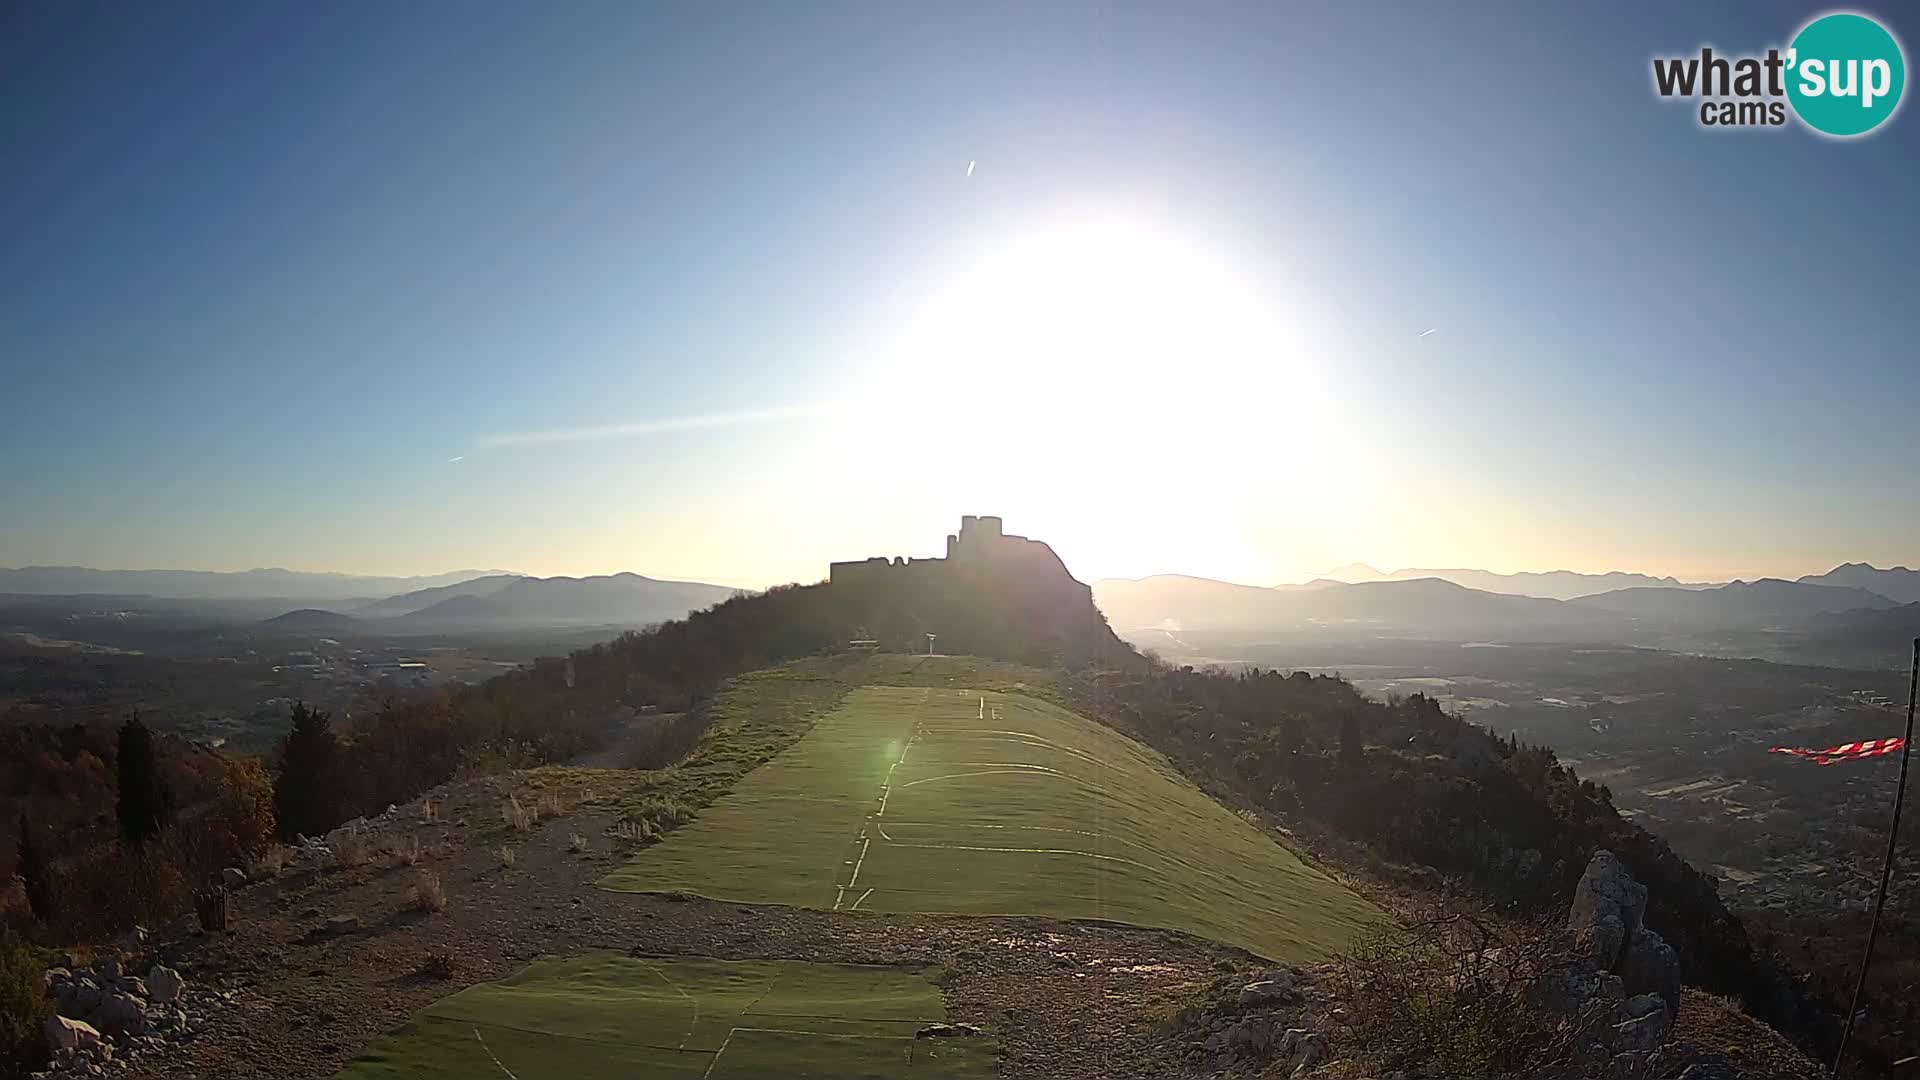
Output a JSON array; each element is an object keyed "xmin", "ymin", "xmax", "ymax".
[{"xmin": 1117, "ymin": 632, "xmax": 1913, "ymax": 919}]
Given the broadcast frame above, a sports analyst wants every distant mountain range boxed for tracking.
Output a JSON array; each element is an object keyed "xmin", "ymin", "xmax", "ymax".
[
  {"xmin": 1796, "ymin": 563, "xmax": 1920, "ymax": 605},
  {"xmin": 0, "ymin": 566, "xmax": 517, "ymax": 601},
  {"xmin": 254, "ymin": 573, "xmax": 741, "ymax": 632},
  {"xmin": 1094, "ymin": 569, "xmax": 1907, "ymax": 642},
  {"xmin": 1093, "ymin": 574, "xmax": 1612, "ymax": 639},
  {"xmin": 397, "ymin": 573, "xmax": 739, "ymax": 627},
  {"xmin": 1568, "ymin": 578, "xmax": 1898, "ymax": 624},
  {"xmin": 1319, "ymin": 563, "xmax": 1718, "ymax": 601}
]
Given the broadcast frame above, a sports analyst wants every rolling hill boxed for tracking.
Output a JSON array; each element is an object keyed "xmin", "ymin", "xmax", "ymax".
[
  {"xmin": 0, "ymin": 565, "xmax": 514, "ymax": 601},
  {"xmin": 398, "ymin": 572, "xmax": 739, "ymax": 627},
  {"xmin": 1092, "ymin": 573, "xmax": 1615, "ymax": 640},
  {"xmin": 351, "ymin": 574, "xmax": 523, "ymax": 617},
  {"xmin": 254, "ymin": 608, "xmax": 362, "ymax": 633},
  {"xmin": 1801, "ymin": 601, "xmax": 1920, "ymax": 666}
]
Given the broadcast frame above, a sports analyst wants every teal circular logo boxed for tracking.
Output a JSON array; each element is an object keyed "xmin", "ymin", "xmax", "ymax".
[{"xmin": 1786, "ymin": 12, "xmax": 1906, "ymax": 137}]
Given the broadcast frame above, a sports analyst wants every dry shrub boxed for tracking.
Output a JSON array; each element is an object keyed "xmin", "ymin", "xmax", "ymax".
[
  {"xmin": 179, "ymin": 756, "xmax": 277, "ymax": 881},
  {"xmin": 330, "ymin": 831, "xmax": 372, "ymax": 870},
  {"xmin": 567, "ymin": 833, "xmax": 589, "ymax": 854},
  {"xmin": 610, "ymin": 819, "xmax": 652, "ymax": 847},
  {"xmin": 411, "ymin": 870, "xmax": 447, "ymax": 913},
  {"xmin": 249, "ymin": 844, "xmax": 289, "ymax": 880},
  {"xmin": 421, "ymin": 799, "xmax": 439, "ymax": 824},
  {"xmin": 389, "ymin": 836, "xmax": 423, "ymax": 867},
  {"xmin": 416, "ymin": 948, "xmax": 457, "ymax": 980},
  {"xmin": 48, "ymin": 839, "xmax": 191, "ymax": 943},
  {"xmin": 501, "ymin": 796, "xmax": 532, "ymax": 832},
  {"xmin": 495, "ymin": 845, "xmax": 516, "ymax": 869},
  {"xmin": 538, "ymin": 791, "xmax": 566, "ymax": 819},
  {"xmin": 626, "ymin": 795, "xmax": 693, "ymax": 836},
  {"xmin": 623, "ymin": 712, "xmax": 709, "ymax": 770},
  {"xmin": 0, "ymin": 931, "xmax": 49, "ymax": 1074},
  {"xmin": 1332, "ymin": 899, "xmax": 1589, "ymax": 1078}
]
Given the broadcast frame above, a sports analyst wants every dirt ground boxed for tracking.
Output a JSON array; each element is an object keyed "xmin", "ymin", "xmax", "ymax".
[{"xmin": 115, "ymin": 766, "xmax": 1254, "ymax": 1080}]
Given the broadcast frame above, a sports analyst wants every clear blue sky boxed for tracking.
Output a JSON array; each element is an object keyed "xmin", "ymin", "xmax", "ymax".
[{"xmin": 3, "ymin": 1, "xmax": 1916, "ymax": 587}]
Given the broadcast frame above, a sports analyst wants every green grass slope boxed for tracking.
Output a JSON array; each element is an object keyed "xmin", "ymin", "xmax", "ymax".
[
  {"xmin": 603, "ymin": 685, "xmax": 1385, "ymax": 961},
  {"xmin": 337, "ymin": 953, "xmax": 995, "ymax": 1080}
]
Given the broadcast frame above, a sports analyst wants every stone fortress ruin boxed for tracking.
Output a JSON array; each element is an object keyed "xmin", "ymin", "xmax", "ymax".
[{"xmin": 829, "ymin": 515, "xmax": 1080, "ymax": 589}]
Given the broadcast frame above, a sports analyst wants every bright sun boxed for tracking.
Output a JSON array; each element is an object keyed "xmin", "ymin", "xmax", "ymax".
[{"xmin": 849, "ymin": 213, "xmax": 1331, "ymax": 581}]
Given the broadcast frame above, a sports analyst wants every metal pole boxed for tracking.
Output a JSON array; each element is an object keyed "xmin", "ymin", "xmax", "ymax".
[{"xmin": 1831, "ymin": 637, "xmax": 1920, "ymax": 1077}]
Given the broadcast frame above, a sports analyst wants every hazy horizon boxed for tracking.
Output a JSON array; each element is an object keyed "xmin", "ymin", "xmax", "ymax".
[
  {"xmin": 1, "ymin": 548, "xmax": 1906, "ymax": 595},
  {"xmin": 5, "ymin": 3, "xmax": 1917, "ymax": 588}
]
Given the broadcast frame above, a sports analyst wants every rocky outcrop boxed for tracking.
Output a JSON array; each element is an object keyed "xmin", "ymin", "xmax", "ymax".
[
  {"xmin": 1569, "ymin": 849, "xmax": 1648, "ymax": 970},
  {"xmin": 1547, "ymin": 850, "xmax": 1687, "ymax": 1079},
  {"xmin": 1616, "ymin": 929, "xmax": 1681, "ymax": 1021}
]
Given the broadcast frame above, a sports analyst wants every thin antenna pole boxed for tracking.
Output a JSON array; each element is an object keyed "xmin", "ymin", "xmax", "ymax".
[{"xmin": 1831, "ymin": 637, "xmax": 1920, "ymax": 1078}]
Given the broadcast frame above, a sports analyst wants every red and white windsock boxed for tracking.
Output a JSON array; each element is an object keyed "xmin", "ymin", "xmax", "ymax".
[{"xmin": 1769, "ymin": 737, "xmax": 1907, "ymax": 766}]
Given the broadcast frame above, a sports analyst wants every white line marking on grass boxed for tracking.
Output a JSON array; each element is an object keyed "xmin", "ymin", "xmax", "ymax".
[
  {"xmin": 884, "ymin": 821, "xmax": 1103, "ymax": 839},
  {"xmin": 643, "ymin": 962, "xmax": 702, "ymax": 1050},
  {"xmin": 851, "ymin": 886, "xmax": 875, "ymax": 910},
  {"xmin": 702, "ymin": 1030, "xmax": 736, "ymax": 1079},
  {"xmin": 473, "ymin": 1026, "xmax": 520, "ymax": 1080},
  {"xmin": 898, "ymin": 765, "xmax": 1068, "ymax": 788},
  {"xmin": 881, "ymin": 840, "xmax": 1153, "ymax": 871},
  {"xmin": 875, "ymin": 724, "xmax": 918, "ymax": 817},
  {"xmin": 731, "ymin": 1026, "xmax": 914, "ymax": 1040},
  {"xmin": 917, "ymin": 729, "xmax": 1117, "ymax": 768},
  {"xmin": 978, "ymin": 695, "xmax": 985, "ymax": 719},
  {"xmin": 847, "ymin": 835, "xmax": 873, "ymax": 888}
]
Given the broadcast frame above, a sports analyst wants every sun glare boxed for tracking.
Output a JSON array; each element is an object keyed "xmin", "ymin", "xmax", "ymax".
[{"xmin": 852, "ymin": 213, "xmax": 1331, "ymax": 581}]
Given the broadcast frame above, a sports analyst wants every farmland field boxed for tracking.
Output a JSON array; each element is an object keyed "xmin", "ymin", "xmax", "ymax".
[
  {"xmin": 336, "ymin": 953, "xmax": 995, "ymax": 1079},
  {"xmin": 602, "ymin": 685, "xmax": 1384, "ymax": 961}
]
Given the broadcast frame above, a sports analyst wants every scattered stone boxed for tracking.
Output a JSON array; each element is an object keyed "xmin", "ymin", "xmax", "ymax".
[
  {"xmin": 321, "ymin": 914, "xmax": 360, "ymax": 934},
  {"xmin": 1291, "ymin": 1030, "xmax": 1329, "ymax": 1074},
  {"xmin": 221, "ymin": 866, "xmax": 248, "ymax": 890},
  {"xmin": 44, "ymin": 1015, "xmax": 103, "ymax": 1055},
  {"xmin": 1238, "ymin": 978, "xmax": 1294, "ymax": 1006},
  {"xmin": 146, "ymin": 966, "xmax": 184, "ymax": 1005},
  {"xmin": 92, "ymin": 990, "xmax": 149, "ymax": 1035},
  {"xmin": 68, "ymin": 976, "xmax": 104, "ymax": 1015}
]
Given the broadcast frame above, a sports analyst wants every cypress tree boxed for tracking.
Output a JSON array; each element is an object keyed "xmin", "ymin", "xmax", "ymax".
[
  {"xmin": 273, "ymin": 701, "xmax": 342, "ymax": 839},
  {"xmin": 15, "ymin": 812, "xmax": 51, "ymax": 922},
  {"xmin": 116, "ymin": 714, "xmax": 175, "ymax": 847}
]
